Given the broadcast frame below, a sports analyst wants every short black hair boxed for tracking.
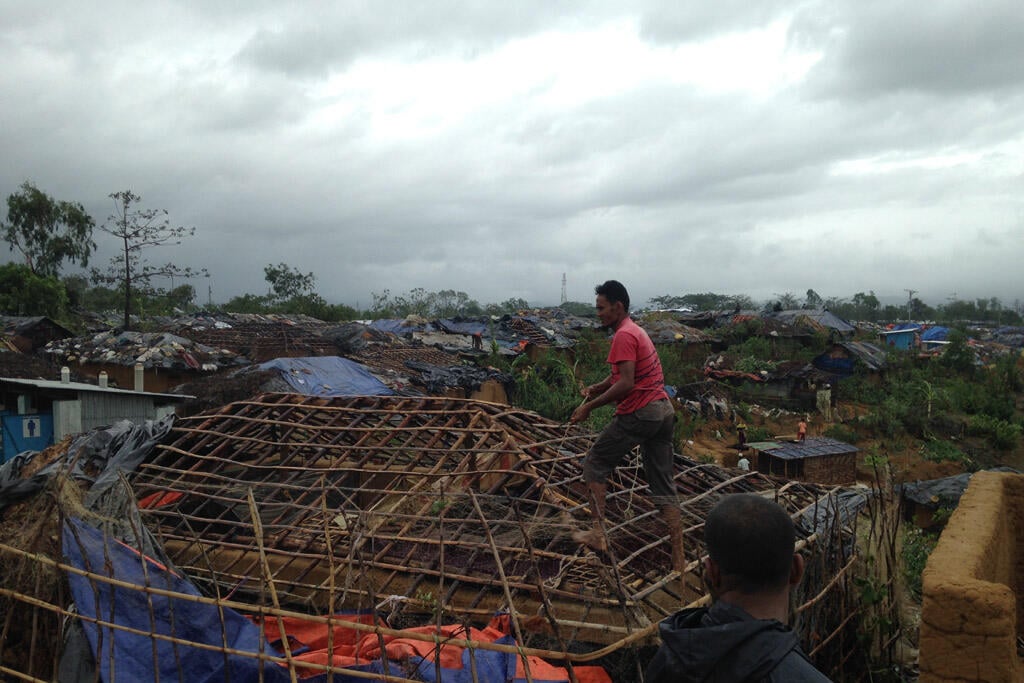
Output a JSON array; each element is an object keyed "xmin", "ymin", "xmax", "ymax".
[
  {"xmin": 595, "ymin": 280, "xmax": 629, "ymax": 312},
  {"xmin": 704, "ymin": 493, "xmax": 796, "ymax": 594}
]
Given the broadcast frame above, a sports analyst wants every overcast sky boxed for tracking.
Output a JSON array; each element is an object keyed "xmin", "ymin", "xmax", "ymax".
[{"xmin": 2, "ymin": 1, "xmax": 1022, "ymax": 310}]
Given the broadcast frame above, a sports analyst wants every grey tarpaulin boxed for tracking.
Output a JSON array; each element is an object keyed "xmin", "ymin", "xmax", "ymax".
[
  {"xmin": 0, "ymin": 417, "xmax": 174, "ymax": 514},
  {"xmin": 403, "ymin": 359, "xmax": 513, "ymax": 394}
]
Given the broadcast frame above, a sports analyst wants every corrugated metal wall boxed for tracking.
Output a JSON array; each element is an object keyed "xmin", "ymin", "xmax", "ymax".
[{"xmin": 81, "ymin": 394, "xmax": 156, "ymax": 431}]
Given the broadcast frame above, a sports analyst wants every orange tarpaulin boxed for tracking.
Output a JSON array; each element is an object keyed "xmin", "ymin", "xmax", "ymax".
[{"xmin": 254, "ymin": 612, "xmax": 611, "ymax": 683}]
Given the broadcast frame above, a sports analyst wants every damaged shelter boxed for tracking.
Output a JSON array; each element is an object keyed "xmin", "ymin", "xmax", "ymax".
[
  {"xmin": 169, "ymin": 312, "xmax": 339, "ymax": 363},
  {"xmin": 705, "ymin": 358, "xmax": 835, "ymax": 413},
  {"xmin": 813, "ymin": 341, "xmax": 888, "ymax": 378},
  {"xmin": 1, "ymin": 316, "xmax": 74, "ymax": 354},
  {"xmin": 0, "ymin": 393, "xmax": 865, "ymax": 681},
  {"xmin": 44, "ymin": 330, "xmax": 250, "ymax": 393}
]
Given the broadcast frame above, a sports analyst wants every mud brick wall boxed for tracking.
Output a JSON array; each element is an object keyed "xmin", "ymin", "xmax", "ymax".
[
  {"xmin": 803, "ymin": 453, "xmax": 856, "ymax": 485},
  {"xmin": 919, "ymin": 471, "xmax": 1024, "ymax": 683}
]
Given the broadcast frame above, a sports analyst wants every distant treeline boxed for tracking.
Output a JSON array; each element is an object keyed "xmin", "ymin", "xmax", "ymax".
[{"xmin": 647, "ymin": 290, "xmax": 1023, "ymax": 325}]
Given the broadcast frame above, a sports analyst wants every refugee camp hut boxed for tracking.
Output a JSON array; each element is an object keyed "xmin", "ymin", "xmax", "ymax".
[
  {"xmin": 638, "ymin": 318, "xmax": 714, "ymax": 363},
  {"xmin": 0, "ymin": 374, "xmax": 189, "ymax": 461},
  {"xmin": 729, "ymin": 361, "xmax": 831, "ymax": 412},
  {"xmin": 6, "ymin": 394, "xmax": 858, "ymax": 680},
  {"xmin": 748, "ymin": 436, "xmax": 858, "ymax": 485},
  {"xmin": 990, "ymin": 326, "xmax": 1024, "ymax": 348},
  {"xmin": 43, "ymin": 330, "xmax": 249, "ymax": 393},
  {"xmin": 0, "ymin": 348, "xmax": 63, "ymax": 381},
  {"xmin": 674, "ymin": 309, "xmax": 722, "ymax": 329},
  {"xmin": 355, "ymin": 344, "xmax": 511, "ymax": 402},
  {"xmin": 0, "ymin": 315, "xmax": 74, "ymax": 353},
  {"xmin": 879, "ymin": 324, "xmax": 920, "ymax": 350},
  {"xmin": 769, "ymin": 309, "xmax": 856, "ymax": 337},
  {"xmin": 718, "ymin": 313, "xmax": 816, "ymax": 356},
  {"xmin": 172, "ymin": 313, "xmax": 338, "ymax": 363},
  {"xmin": 813, "ymin": 341, "xmax": 888, "ymax": 379}
]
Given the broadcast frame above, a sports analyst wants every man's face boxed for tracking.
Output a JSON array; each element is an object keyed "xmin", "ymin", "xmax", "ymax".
[{"xmin": 595, "ymin": 294, "xmax": 625, "ymax": 328}]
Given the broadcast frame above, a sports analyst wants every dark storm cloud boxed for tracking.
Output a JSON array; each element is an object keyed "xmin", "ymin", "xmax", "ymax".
[
  {"xmin": 2, "ymin": 1, "xmax": 1022, "ymax": 309},
  {"xmin": 233, "ymin": 1, "xmax": 569, "ymax": 77},
  {"xmin": 796, "ymin": 0, "xmax": 1024, "ymax": 97}
]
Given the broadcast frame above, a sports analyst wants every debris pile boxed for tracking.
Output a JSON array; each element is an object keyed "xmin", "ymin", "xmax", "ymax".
[{"xmin": 44, "ymin": 330, "xmax": 249, "ymax": 372}]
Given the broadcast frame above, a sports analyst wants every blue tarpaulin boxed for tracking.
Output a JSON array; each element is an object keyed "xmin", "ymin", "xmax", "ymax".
[
  {"xmin": 62, "ymin": 518, "xmax": 293, "ymax": 683},
  {"xmin": 369, "ymin": 319, "xmax": 433, "ymax": 334},
  {"xmin": 260, "ymin": 356, "xmax": 394, "ymax": 396},
  {"xmin": 435, "ymin": 318, "xmax": 489, "ymax": 335},
  {"xmin": 61, "ymin": 519, "xmax": 603, "ymax": 682},
  {"xmin": 921, "ymin": 326, "xmax": 949, "ymax": 342}
]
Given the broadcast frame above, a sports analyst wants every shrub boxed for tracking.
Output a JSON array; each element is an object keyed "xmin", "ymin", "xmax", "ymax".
[
  {"xmin": 902, "ymin": 527, "xmax": 939, "ymax": 602},
  {"xmin": 734, "ymin": 356, "xmax": 777, "ymax": 374},
  {"xmin": 731, "ymin": 335, "xmax": 772, "ymax": 360},
  {"xmin": 745, "ymin": 426, "xmax": 772, "ymax": 442},
  {"xmin": 967, "ymin": 414, "xmax": 1021, "ymax": 451},
  {"xmin": 921, "ymin": 438, "xmax": 971, "ymax": 465},
  {"xmin": 824, "ymin": 424, "xmax": 859, "ymax": 444},
  {"xmin": 863, "ymin": 396, "xmax": 909, "ymax": 438}
]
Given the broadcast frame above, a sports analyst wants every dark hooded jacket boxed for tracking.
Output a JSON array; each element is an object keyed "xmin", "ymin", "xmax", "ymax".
[{"xmin": 644, "ymin": 601, "xmax": 831, "ymax": 683}]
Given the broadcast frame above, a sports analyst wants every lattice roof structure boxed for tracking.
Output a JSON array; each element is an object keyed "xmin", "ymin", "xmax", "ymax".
[
  {"xmin": 0, "ymin": 393, "xmax": 869, "ymax": 681},
  {"xmin": 174, "ymin": 320, "xmax": 340, "ymax": 363},
  {"xmin": 130, "ymin": 394, "xmax": 856, "ymax": 660}
]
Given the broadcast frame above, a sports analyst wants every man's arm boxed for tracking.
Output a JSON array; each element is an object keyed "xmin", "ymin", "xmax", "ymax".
[{"xmin": 570, "ymin": 361, "xmax": 635, "ymax": 423}]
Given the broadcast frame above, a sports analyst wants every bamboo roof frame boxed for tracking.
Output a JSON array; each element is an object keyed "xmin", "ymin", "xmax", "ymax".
[
  {"xmin": 0, "ymin": 392, "xmax": 866, "ymax": 681},
  {"xmin": 130, "ymin": 394, "xmax": 844, "ymax": 647}
]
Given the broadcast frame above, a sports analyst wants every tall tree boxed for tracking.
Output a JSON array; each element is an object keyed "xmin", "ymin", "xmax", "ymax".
[
  {"xmin": 264, "ymin": 262, "xmax": 316, "ymax": 302},
  {"xmin": 2, "ymin": 181, "xmax": 96, "ymax": 277},
  {"xmin": 771, "ymin": 292, "xmax": 800, "ymax": 310},
  {"xmin": 803, "ymin": 289, "xmax": 823, "ymax": 309},
  {"xmin": 0, "ymin": 263, "xmax": 69, "ymax": 317},
  {"xmin": 92, "ymin": 190, "xmax": 205, "ymax": 330}
]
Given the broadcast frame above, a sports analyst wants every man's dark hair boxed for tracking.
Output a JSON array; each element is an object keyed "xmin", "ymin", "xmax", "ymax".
[
  {"xmin": 705, "ymin": 493, "xmax": 796, "ymax": 594},
  {"xmin": 595, "ymin": 280, "xmax": 630, "ymax": 312}
]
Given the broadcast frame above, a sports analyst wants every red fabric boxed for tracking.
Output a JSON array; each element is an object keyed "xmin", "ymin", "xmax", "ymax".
[
  {"xmin": 138, "ymin": 490, "xmax": 184, "ymax": 509},
  {"xmin": 251, "ymin": 613, "xmax": 610, "ymax": 682},
  {"xmin": 607, "ymin": 317, "xmax": 668, "ymax": 415}
]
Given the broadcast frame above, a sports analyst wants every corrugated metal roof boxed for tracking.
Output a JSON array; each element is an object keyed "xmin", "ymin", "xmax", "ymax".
[
  {"xmin": 837, "ymin": 341, "xmax": 888, "ymax": 371},
  {"xmin": 0, "ymin": 376, "xmax": 191, "ymax": 400},
  {"xmin": 749, "ymin": 436, "xmax": 859, "ymax": 460}
]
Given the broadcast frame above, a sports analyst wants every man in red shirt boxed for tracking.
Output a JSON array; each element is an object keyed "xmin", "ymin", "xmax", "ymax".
[{"xmin": 570, "ymin": 280, "xmax": 684, "ymax": 574}]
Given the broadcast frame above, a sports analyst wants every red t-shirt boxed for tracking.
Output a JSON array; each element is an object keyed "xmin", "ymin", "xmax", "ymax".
[{"xmin": 608, "ymin": 317, "xmax": 668, "ymax": 415}]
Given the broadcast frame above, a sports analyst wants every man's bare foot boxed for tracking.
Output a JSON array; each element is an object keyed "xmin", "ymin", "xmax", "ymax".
[{"xmin": 573, "ymin": 528, "xmax": 608, "ymax": 552}]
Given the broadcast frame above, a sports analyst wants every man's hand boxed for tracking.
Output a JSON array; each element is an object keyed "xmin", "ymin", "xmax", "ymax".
[
  {"xmin": 570, "ymin": 404, "xmax": 591, "ymax": 424},
  {"xmin": 581, "ymin": 384, "xmax": 599, "ymax": 400}
]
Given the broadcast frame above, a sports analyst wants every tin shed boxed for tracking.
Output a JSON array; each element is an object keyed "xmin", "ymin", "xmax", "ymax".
[{"xmin": 0, "ymin": 376, "xmax": 190, "ymax": 462}]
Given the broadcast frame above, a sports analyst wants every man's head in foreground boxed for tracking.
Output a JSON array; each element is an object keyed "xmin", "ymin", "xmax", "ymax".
[
  {"xmin": 703, "ymin": 493, "xmax": 803, "ymax": 602},
  {"xmin": 594, "ymin": 280, "xmax": 630, "ymax": 328}
]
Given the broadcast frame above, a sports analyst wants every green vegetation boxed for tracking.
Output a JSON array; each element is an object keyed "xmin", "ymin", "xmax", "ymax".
[
  {"xmin": 967, "ymin": 414, "xmax": 1021, "ymax": 451},
  {"xmin": 744, "ymin": 426, "xmax": 772, "ymax": 442},
  {"xmin": 902, "ymin": 527, "xmax": 939, "ymax": 601},
  {"xmin": 0, "ymin": 263, "xmax": 69, "ymax": 319},
  {"xmin": 1, "ymin": 181, "xmax": 96, "ymax": 277},
  {"xmin": 824, "ymin": 424, "xmax": 859, "ymax": 444},
  {"xmin": 921, "ymin": 438, "xmax": 972, "ymax": 466}
]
